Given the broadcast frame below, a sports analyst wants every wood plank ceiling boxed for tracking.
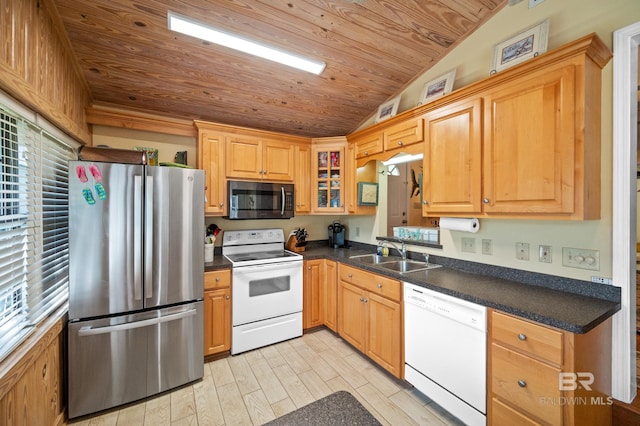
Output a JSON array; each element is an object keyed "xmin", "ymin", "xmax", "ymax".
[{"xmin": 51, "ymin": 0, "xmax": 506, "ymax": 137}]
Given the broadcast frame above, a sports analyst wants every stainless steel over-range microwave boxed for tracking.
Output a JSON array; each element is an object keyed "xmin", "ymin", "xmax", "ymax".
[{"xmin": 227, "ymin": 180, "xmax": 294, "ymax": 219}]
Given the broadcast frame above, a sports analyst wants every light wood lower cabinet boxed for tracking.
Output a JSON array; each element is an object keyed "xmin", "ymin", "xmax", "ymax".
[
  {"xmin": 303, "ymin": 259, "xmax": 338, "ymax": 331},
  {"xmin": 488, "ymin": 310, "xmax": 612, "ymax": 426},
  {"xmin": 0, "ymin": 308, "xmax": 65, "ymax": 425},
  {"xmin": 204, "ymin": 269, "xmax": 231, "ymax": 356},
  {"xmin": 337, "ymin": 264, "xmax": 402, "ymax": 378}
]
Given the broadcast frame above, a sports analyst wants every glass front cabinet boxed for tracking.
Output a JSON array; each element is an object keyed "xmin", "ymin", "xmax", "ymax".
[{"xmin": 312, "ymin": 142, "xmax": 345, "ymax": 213}]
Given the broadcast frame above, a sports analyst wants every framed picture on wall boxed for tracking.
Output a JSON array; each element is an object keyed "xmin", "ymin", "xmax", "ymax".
[
  {"xmin": 490, "ymin": 19, "xmax": 550, "ymax": 74},
  {"xmin": 417, "ymin": 69, "xmax": 456, "ymax": 105},
  {"xmin": 357, "ymin": 182, "xmax": 379, "ymax": 206}
]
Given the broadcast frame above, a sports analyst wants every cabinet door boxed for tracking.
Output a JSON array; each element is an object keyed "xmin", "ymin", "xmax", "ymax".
[
  {"xmin": 225, "ymin": 135, "xmax": 262, "ymax": 179},
  {"xmin": 483, "ymin": 65, "xmax": 576, "ymax": 214},
  {"xmin": 312, "ymin": 144, "xmax": 345, "ymax": 213},
  {"xmin": 365, "ymin": 292, "xmax": 402, "ymax": 377},
  {"xmin": 423, "ymin": 98, "xmax": 482, "ymax": 215},
  {"xmin": 355, "ymin": 134, "xmax": 383, "ymax": 159},
  {"xmin": 294, "ymin": 144, "xmax": 311, "ymax": 213},
  {"xmin": 323, "ymin": 260, "xmax": 338, "ymax": 332},
  {"xmin": 337, "ymin": 281, "xmax": 365, "ymax": 351},
  {"xmin": 303, "ymin": 259, "xmax": 323, "ymax": 329},
  {"xmin": 263, "ymin": 140, "xmax": 294, "ymax": 181},
  {"xmin": 204, "ymin": 288, "xmax": 231, "ymax": 355},
  {"xmin": 199, "ymin": 132, "xmax": 226, "ymax": 215},
  {"xmin": 346, "ymin": 143, "xmax": 357, "ymax": 213}
]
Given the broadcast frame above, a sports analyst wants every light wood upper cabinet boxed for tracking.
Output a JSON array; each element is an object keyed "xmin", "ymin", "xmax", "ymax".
[
  {"xmin": 198, "ymin": 131, "xmax": 227, "ymax": 216},
  {"xmin": 294, "ymin": 144, "xmax": 311, "ymax": 213},
  {"xmin": 311, "ymin": 139, "xmax": 346, "ymax": 213},
  {"xmin": 355, "ymin": 133, "xmax": 383, "ymax": 159},
  {"xmin": 482, "ymin": 64, "xmax": 576, "ymax": 215},
  {"xmin": 422, "ymin": 98, "xmax": 483, "ymax": 215},
  {"xmin": 226, "ymin": 136, "xmax": 294, "ymax": 181}
]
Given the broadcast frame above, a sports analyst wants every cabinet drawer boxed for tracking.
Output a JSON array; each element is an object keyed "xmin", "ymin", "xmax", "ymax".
[
  {"xmin": 491, "ymin": 398, "xmax": 542, "ymax": 426},
  {"xmin": 492, "ymin": 311, "xmax": 563, "ymax": 365},
  {"xmin": 355, "ymin": 136, "xmax": 383, "ymax": 158},
  {"xmin": 492, "ymin": 343, "xmax": 562, "ymax": 425},
  {"xmin": 339, "ymin": 264, "xmax": 400, "ymax": 301},
  {"xmin": 204, "ymin": 269, "xmax": 231, "ymax": 290},
  {"xmin": 383, "ymin": 118, "xmax": 424, "ymax": 151}
]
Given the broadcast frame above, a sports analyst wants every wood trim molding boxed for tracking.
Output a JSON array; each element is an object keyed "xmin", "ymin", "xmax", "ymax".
[
  {"xmin": 87, "ymin": 106, "xmax": 197, "ymax": 138},
  {"xmin": 194, "ymin": 120, "xmax": 311, "ymax": 145},
  {"xmin": 611, "ymin": 21, "xmax": 640, "ymax": 404}
]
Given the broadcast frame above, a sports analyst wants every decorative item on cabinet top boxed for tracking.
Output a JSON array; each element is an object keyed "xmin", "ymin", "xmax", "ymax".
[
  {"xmin": 375, "ymin": 95, "xmax": 401, "ymax": 123},
  {"xmin": 491, "ymin": 18, "xmax": 549, "ymax": 75},
  {"xmin": 418, "ymin": 69, "xmax": 457, "ymax": 106}
]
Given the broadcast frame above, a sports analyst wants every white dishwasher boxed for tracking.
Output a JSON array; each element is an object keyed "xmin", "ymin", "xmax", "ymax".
[{"xmin": 404, "ymin": 282, "xmax": 487, "ymax": 426}]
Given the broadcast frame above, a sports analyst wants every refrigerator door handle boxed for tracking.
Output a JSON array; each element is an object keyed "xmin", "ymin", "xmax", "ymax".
[
  {"xmin": 145, "ymin": 175, "xmax": 154, "ymax": 299},
  {"xmin": 134, "ymin": 175, "xmax": 143, "ymax": 300},
  {"xmin": 76, "ymin": 308, "xmax": 197, "ymax": 337}
]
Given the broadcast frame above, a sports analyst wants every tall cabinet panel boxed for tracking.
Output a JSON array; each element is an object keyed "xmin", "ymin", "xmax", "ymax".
[
  {"xmin": 483, "ymin": 64, "xmax": 576, "ymax": 214},
  {"xmin": 294, "ymin": 144, "xmax": 311, "ymax": 213},
  {"xmin": 422, "ymin": 98, "xmax": 482, "ymax": 215},
  {"xmin": 198, "ymin": 131, "xmax": 226, "ymax": 216}
]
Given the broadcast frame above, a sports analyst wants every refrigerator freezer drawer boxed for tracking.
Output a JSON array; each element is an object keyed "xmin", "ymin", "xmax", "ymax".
[{"xmin": 68, "ymin": 302, "xmax": 204, "ymax": 419}]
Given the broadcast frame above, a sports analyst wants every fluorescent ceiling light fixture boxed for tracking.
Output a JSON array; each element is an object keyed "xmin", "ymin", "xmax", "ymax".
[
  {"xmin": 382, "ymin": 153, "xmax": 424, "ymax": 166},
  {"xmin": 168, "ymin": 12, "xmax": 325, "ymax": 75}
]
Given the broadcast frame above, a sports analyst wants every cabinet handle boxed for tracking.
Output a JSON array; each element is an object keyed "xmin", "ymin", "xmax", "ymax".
[
  {"xmin": 518, "ymin": 380, "xmax": 527, "ymax": 388},
  {"xmin": 225, "ymin": 295, "xmax": 230, "ymax": 300},
  {"xmin": 215, "ymin": 277, "xmax": 220, "ymax": 282},
  {"xmin": 483, "ymin": 198, "xmax": 490, "ymax": 204},
  {"xmin": 397, "ymin": 141, "xmax": 403, "ymax": 146},
  {"xmin": 263, "ymin": 170, "xmax": 267, "ymax": 174},
  {"xmin": 364, "ymin": 151, "xmax": 368, "ymax": 155},
  {"xmin": 359, "ymin": 297, "xmax": 364, "ymax": 302},
  {"xmin": 348, "ymin": 274, "xmax": 353, "ymax": 278},
  {"xmin": 219, "ymin": 202, "xmax": 224, "ymax": 207},
  {"xmin": 377, "ymin": 283, "xmax": 382, "ymax": 288},
  {"xmin": 518, "ymin": 333, "xmax": 527, "ymax": 341},
  {"xmin": 363, "ymin": 298, "xmax": 368, "ymax": 303},
  {"xmin": 423, "ymin": 200, "xmax": 428, "ymax": 205}
]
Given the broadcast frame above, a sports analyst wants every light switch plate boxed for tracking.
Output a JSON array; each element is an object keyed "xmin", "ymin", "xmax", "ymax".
[
  {"xmin": 482, "ymin": 239, "xmax": 493, "ymax": 255},
  {"xmin": 539, "ymin": 245, "xmax": 552, "ymax": 263}
]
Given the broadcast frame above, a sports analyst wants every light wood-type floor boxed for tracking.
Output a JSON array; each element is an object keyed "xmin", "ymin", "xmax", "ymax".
[{"xmin": 67, "ymin": 328, "xmax": 464, "ymax": 425}]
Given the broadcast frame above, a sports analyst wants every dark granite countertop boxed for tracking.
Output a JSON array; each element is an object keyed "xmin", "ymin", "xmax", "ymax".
[{"xmin": 205, "ymin": 242, "xmax": 621, "ymax": 334}]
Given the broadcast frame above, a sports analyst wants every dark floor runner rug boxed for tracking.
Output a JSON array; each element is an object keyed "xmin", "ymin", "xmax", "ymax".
[{"xmin": 263, "ymin": 390, "xmax": 381, "ymax": 425}]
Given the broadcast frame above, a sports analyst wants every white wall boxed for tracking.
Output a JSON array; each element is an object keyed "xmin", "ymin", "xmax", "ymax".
[{"xmin": 347, "ymin": 0, "xmax": 640, "ymax": 282}]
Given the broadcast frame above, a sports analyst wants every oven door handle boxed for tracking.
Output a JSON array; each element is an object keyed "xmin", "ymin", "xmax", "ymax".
[
  {"xmin": 281, "ymin": 186, "xmax": 285, "ymax": 216},
  {"xmin": 233, "ymin": 260, "xmax": 302, "ymax": 273}
]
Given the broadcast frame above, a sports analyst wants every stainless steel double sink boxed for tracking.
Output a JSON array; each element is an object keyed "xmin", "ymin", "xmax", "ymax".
[{"xmin": 348, "ymin": 253, "xmax": 441, "ymax": 274}]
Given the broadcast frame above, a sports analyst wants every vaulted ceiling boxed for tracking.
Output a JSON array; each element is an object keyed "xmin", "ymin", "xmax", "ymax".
[{"xmin": 51, "ymin": 0, "xmax": 506, "ymax": 137}]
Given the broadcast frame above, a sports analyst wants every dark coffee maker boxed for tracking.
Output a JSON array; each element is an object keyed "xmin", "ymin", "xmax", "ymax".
[{"xmin": 328, "ymin": 221, "xmax": 346, "ymax": 248}]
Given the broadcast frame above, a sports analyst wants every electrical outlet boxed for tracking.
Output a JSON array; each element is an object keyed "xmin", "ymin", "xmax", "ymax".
[
  {"xmin": 516, "ymin": 242, "xmax": 530, "ymax": 260},
  {"xmin": 539, "ymin": 245, "xmax": 552, "ymax": 263},
  {"xmin": 562, "ymin": 248, "xmax": 600, "ymax": 271},
  {"xmin": 482, "ymin": 239, "xmax": 492, "ymax": 255},
  {"xmin": 462, "ymin": 237, "xmax": 476, "ymax": 253},
  {"xmin": 529, "ymin": 0, "xmax": 544, "ymax": 8},
  {"xmin": 591, "ymin": 276, "xmax": 613, "ymax": 285}
]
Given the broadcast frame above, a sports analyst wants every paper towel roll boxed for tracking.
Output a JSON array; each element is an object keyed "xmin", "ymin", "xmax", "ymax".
[{"xmin": 439, "ymin": 217, "xmax": 480, "ymax": 233}]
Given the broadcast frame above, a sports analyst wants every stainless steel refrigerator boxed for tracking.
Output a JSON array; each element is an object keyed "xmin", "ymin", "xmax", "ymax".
[{"xmin": 67, "ymin": 148, "xmax": 204, "ymax": 419}]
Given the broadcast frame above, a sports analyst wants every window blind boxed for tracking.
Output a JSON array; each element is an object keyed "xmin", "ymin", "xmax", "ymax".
[{"xmin": 0, "ymin": 105, "xmax": 74, "ymax": 361}]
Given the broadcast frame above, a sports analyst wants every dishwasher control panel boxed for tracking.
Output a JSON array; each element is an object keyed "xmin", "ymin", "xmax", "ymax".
[{"xmin": 404, "ymin": 282, "xmax": 487, "ymax": 331}]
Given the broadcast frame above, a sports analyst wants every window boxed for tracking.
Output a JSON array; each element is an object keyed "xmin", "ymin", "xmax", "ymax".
[{"xmin": 0, "ymin": 104, "xmax": 75, "ymax": 361}]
